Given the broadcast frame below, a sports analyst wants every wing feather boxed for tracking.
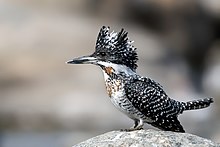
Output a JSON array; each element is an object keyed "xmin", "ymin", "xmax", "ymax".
[{"xmin": 124, "ymin": 76, "xmax": 185, "ymax": 132}]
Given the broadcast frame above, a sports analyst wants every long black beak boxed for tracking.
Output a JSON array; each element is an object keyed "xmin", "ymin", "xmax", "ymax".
[{"xmin": 66, "ymin": 55, "xmax": 97, "ymax": 64}]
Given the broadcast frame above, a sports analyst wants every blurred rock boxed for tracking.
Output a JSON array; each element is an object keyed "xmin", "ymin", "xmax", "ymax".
[{"xmin": 73, "ymin": 129, "xmax": 220, "ymax": 147}]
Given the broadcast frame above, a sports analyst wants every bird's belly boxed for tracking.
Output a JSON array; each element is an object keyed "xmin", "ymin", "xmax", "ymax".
[
  {"xmin": 103, "ymin": 74, "xmax": 152, "ymax": 122},
  {"xmin": 109, "ymin": 89, "xmax": 150, "ymax": 122}
]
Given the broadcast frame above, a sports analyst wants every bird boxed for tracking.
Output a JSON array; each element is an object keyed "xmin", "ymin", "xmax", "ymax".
[{"xmin": 67, "ymin": 26, "xmax": 214, "ymax": 132}]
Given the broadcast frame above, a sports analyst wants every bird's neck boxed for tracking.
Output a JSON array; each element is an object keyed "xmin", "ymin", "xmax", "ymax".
[
  {"xmin": 98, "ymin": 63, "xmax": 135, "ymax": 98},
  {"xmin": 98, "ymin": 62, "xmax": 135, "ymax": 78}
]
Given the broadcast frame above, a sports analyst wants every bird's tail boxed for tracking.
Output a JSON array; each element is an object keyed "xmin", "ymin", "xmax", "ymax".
[{"xmin": 182, "ymin": 98, "xmax": 213, "ymax": 111}]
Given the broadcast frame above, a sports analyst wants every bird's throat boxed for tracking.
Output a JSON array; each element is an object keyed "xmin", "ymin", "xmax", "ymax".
[{"xmin": 103, "ymin": 67, "xmax": 114, "ymax": 75}]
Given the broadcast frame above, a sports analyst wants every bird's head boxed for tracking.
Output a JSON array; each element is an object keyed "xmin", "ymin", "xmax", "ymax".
[{"xmin": 67, "ymin": 26, "xmax": 138, "ymax": 72}]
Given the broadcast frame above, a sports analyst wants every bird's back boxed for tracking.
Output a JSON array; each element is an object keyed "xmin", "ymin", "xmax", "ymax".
[{"xmin": 124, "ymin": 75, "xmax": 186, "ymax": 132}]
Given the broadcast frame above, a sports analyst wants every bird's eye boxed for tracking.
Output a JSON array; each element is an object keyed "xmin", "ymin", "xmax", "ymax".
[{"xmin": 99, "ymin": 52, "xmax": 106, "ymax": 57}]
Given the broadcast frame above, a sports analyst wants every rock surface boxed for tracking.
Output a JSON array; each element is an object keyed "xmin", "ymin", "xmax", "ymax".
[{"xmin": 73, "ymin": 129, "xmax": 220, "ymax": 147}]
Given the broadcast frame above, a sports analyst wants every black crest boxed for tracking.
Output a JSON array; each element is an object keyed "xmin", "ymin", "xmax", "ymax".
[{"xmin": 94, "ymin": 26, "xmax": 138, "ymax": 71}]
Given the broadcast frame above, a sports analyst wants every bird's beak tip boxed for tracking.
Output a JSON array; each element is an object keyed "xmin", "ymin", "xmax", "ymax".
[
  {"xmin": 66, "ymin": 60, "xmax": 74, "ymax": 64},
  {"xmin": 66, "ymin": 55, "xmax": 97, "ymax": 65}
]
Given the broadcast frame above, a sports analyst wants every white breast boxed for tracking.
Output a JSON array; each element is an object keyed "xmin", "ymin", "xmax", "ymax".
[{"xmin": 103, "ymin": 72, "xmax": 148, "ymax": 121}]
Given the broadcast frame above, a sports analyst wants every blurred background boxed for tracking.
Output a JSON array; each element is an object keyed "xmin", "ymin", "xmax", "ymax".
[{"xmin": 0, "ymin": 0, "xmax": 220, "ymax": 146}]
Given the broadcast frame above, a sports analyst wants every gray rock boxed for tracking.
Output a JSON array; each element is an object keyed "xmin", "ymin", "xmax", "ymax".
[{"xmin": 73, "ymin": 129, "xmax": 220, "ymax": 147}]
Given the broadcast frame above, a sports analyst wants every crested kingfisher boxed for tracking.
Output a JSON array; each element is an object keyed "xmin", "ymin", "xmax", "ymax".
[{"xmin": 67, "ymin": 26, "xmax": 213, "ymax": 132}]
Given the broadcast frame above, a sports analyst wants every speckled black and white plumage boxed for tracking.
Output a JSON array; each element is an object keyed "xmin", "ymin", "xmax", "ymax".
[
  {"xmin": 94, "ymin": 26, "xmax": 138, "ymax": 71},
  {"xmin": 123, "ymin": 75, "xmax": 213, "ymax": 132},
  {"xmin": 67, "ymin": 26, "xmax": 214, "ymax": 133}
]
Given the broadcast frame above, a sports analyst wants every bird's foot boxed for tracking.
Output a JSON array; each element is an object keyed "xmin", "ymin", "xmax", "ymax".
[
  {"xmin": 120, "ymin": 119, "xmax": 144, "ymax": 132},
  {"xmin": 120, "ymin": 127, "xmax": 143, "ymax": 132}
]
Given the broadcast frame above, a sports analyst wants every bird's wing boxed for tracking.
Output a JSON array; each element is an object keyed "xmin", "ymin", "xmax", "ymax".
[{"xmin": 124, "ymin": 76, "xmax": 185, "ymax": 132}]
